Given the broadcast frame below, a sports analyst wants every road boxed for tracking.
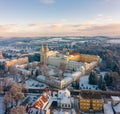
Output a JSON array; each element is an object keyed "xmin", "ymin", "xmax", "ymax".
[
  {"xmin": 74, "ymin": 97, "xmax": 80, "ymax": 114},
  {"xmin": 26, "ymin": 87, "xmax": 120, "ymax": 96}
]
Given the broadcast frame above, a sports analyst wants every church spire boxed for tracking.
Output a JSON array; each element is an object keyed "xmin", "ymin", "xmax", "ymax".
[
  {"xmin": 41, "ymin": 43, "xmax": 44, "ymax": 52},
  {"xmin": 40, "ymin": 42, "xmax": 44, "ymax": 63},
  {"xmin": 45, "ymin": 44, "xmax": 49, "ymax": 52}
]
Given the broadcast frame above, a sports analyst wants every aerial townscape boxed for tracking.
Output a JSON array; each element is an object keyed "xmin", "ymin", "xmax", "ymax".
[
  {"xmin": 0, "ymin": 36, "xmax": 120, "ymax": 114},
  {"xmin": 0, "ymin": 0, "xmax": 120, "ymax": 114}
]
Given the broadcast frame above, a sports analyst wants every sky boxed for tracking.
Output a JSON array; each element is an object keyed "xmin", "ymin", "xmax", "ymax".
[{"xmin": 0, "ymin": 0, "xmax": 120, "ymax": 37}]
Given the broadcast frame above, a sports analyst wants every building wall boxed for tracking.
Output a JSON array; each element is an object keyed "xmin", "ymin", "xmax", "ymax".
[
  {"xmin": 48, "ymin": 57, "xmax": 61, "ymax": 67},
  {"xmin": 92, "ymin": 99, "xmax": 103, "ymax": 111},
  {"xmin": 5, "ymin": 57, "xmax": 28, "ymax": 69},
  {"xmin": 80, "ymin": 99, "xmax": 91, "ymax": 111},
  {"xmin": 69, "ymin": 55, "xmax": 80, "ymax": 61},
  {"xmin": 69, "ymin": 54, "xmax": 100, "ymax": 63},
  {"xmin": 79, "ymin": 99, "xmax": 104, "ymax": 111},
  {"xmin": 79, "ymin": 54, "xmax": 100, "ymax": 63}
]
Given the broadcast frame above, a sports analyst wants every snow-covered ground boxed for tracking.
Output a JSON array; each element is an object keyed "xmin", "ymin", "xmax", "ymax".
[
  {"xmin": 100, "ymin": 71, "xmax": 107, "ymax": 78},
  {"xmin": 52, "ymin": 109, "xmax": 76, "ymax": 114},
  {"xmin": 107, "ymin": 39, "xmax": 120, "ymax": 44},
  {"xmin": 79, "ymin": 71, "xmax": 107, "ymax": 90},
  {"xmin": 0, "ymin": 96, "xmax": 4, "ymax": 114},
  {"xmin": 79, "ymin": 75, "xmax": 98, "ymax": 90}
]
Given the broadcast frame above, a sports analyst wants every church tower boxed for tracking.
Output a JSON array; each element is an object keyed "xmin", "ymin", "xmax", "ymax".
[
  {"xmin": 40, "ymin": 43, "xmax": 44, "ymax": 63},
  {"xmin": 44, "ymin": 44, "xmax": 49, "ymax": 64}
]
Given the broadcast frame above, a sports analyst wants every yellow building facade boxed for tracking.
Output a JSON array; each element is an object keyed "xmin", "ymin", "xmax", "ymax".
[
  {"xmin": 69, "ymin": 54, "xmax": 100, "ymax": 63},
  {"xmin": 92, "ymin": 99, "xmax": 103, "ymax": 111},
  {"xmin": 80, "ymin": 99, "xmax": 91, "ymax": 111},
  {"xmin": 79, "ymin": 98, "xmax": 104, "ymax": 112}
]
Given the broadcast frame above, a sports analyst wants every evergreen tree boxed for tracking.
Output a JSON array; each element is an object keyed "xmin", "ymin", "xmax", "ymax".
[
  {"xmin": 101, "ymin": 80, "xmax": 106, "ymax": 90},
  {"xmin": 98, "ymin": 76, "xmax": 106, "ymax": 90},
  {"xmin": 36, "ymin": 69, "xmax": 39, "ymax": 77},
  {"xmin": 104, "ymin": 73, "xmax": 113, "ymax": 86},
  {"xmin": 89, "ymin": 71, "xmax": 98, "ymax": 85},
  {"xmin": 98, "ymin": 75, "xmax": 102, "ymax": 89},
  {"xmin": 112, "ymin": 62, "xmax": 120, "ymax": 75}
]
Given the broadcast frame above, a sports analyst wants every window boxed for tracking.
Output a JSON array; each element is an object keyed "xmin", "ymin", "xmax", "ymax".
[
  {"xmin": 62, "ymin": 104, "xmax": 64, "ymax": 107},
  {"xmin": 65, "ymin": 104, "xmax": 67, "ymax": 108},
  {"xmin": 68, "ymin": 104, "xmax": 70, "ymax": 108}
]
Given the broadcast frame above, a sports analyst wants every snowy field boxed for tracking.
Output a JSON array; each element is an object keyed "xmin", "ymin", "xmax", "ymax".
[
  {"xmin": 0, "ymin": 96, "xmax": 4, "ymax": 114},
  {"xmin": 79, "ymin": 75, "xmax": 98, "ymax": 90},
  {"xmin": 79, "ymin": 72, "xmax": 107, "ymax": 90},
  {"xmin": 107, "ymin": 39, "xmax": 120, "ymax": 44}
]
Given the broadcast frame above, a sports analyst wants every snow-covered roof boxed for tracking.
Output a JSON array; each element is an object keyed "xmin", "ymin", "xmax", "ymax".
[
  {"xmin": 37, "ymin": 75, "xmax": 46, "ymax": 81},
  {"xmin": 113, "ymin": 103, "xmax": 120, "ymax": 113},
  {"xmin": 104, "ymin": 104, "xmax": 114, "ymax": 114},
  {"xmin": 33, "ymin": 92, "xmax": 49, "ymax": 109},
  {"xmin": 111, "ymin": 96, "xmax": 120, "ymax": 101},
  {"xmin": 72, "ymin": 72, "xmax": 81, "ymax": 77},
  {"xmin": 61, "ymin": 97, "xmax": 71, "ymax": 104},
  {"xmin": 28, "ymin": 108, "xmax": 46, "ymax": 114},
  {"xmin": 58, "ymin": 89, "xmax": 70, "ymax": 98},
  {"xmin": 48, "ymin": 69, "xmax": 55, "ymax": 76},
  {"xmin": 17, "ymin": 68, "xmax": 31, "ymax": 74},
  {"xmin": 62, "ymin": 77, "xmax": 72, "ymax": 84}
]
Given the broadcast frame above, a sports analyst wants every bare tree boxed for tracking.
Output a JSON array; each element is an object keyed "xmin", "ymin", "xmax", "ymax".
[
  {"xmin": 4, "ymin": 78, "xmax": 13, "ymax": 91},
  {"xmin": 44, "ymin": 66, "xmax": 49, "ymax": 76},
  {"xmin": 31, "ymin": 62, "xmax": 37, "ymax": 69},
  {"xmin": 40, "ymin": 64, "xmax": 49, "ymax": 76},
  {"xmin": 10, "ymin": 106, "xmax": 26, "ymax": 114},
  {"xmin": 21, "ymin": 73, "xmax": 26, "ymax": 84},
  {"xmin": 0, "ymin": 82, "xmax": 3, "ymax": 93},
  {"xmin": 9, "ymin": 66, "xmax": 18, "ymax": 81},
  {"xmin": 38, "ymin": 63, "xmax": 43, "ymax": 75},
  {"xmin": 0, "ymin": 69, "xmax": 5, "ymax": 77},
  {"xmin": 21, "ymin": 84, "xmax": 27, "ymax": 93},
  {"xmin": 10, "ymin": 82, "xmax": 25, "ymax": 106},
  {"xmin": 4, "ymin": 93, "xmax": 14, "ymax": 113},
  {"xmin": 59, "ymin": 63, "xmax": 66, "ymax": 77}
]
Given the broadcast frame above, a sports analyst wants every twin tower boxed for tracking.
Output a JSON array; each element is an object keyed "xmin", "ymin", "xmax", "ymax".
[{"xmin": 40, "ymin": 44, "xmax": 49, "ymax": 64}]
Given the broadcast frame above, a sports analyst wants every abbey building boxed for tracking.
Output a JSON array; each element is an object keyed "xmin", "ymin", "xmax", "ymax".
[{"xmin": 40, "ymin": 44, "xmax": 100, "ymax": 72}]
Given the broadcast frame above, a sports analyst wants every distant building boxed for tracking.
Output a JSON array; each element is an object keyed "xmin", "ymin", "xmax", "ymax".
[
  {"xmin": 0, "ymin": 57, "xmax": 28, "ymax": 71},
  {"xmin": 5, "ymin": 57, "xmax": 28, "ymax": 70},
  {"xmin": 0, "ymin": 52, "xmax": 3, "ymax": 59}
]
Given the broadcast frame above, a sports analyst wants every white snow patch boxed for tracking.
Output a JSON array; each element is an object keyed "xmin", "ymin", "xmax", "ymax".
[
  {"xmin": 79, "ymin": 75, "xmax": 98, "ymax": 90},
  {"xmin": 0, "ymin": 96, "xmax": 4, "ymax": 114}
]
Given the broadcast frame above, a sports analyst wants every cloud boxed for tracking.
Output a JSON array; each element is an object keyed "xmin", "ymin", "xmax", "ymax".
[
  {"xmin": 86, "ymin": 14, "xmax": 113, "ymax": 25},
  {"xmin": 39, "ymin": 0, "xmax": 55, "ymax": 4},
  {"xmin": 0, "ymin": 22, "xmax": 120, "ymax": 38}
]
